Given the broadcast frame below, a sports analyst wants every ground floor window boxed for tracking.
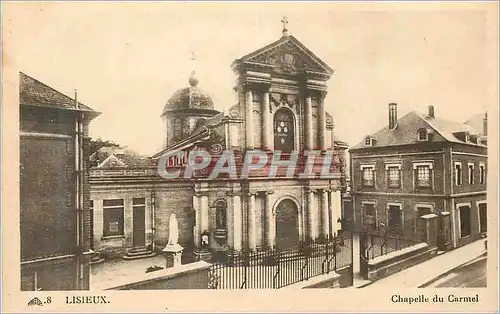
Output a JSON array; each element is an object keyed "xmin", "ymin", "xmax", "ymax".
[
  {"xmin": 387, "ymin": 204, "xmax": 403, "ymax": 233},
  {"xmin": 362, "ymin": 202, "xmax": 377, "ymax": 231},
  {"xmin": 479, "ymin": 203, "xmax": 487, "ymax": 234},
  {"xmin": 103, "ymin": 199, "xmax": 124, "ymax": 237},
  {"xmin": 458, "ymin": 205, "xmax": 471, "ymax": 238}
]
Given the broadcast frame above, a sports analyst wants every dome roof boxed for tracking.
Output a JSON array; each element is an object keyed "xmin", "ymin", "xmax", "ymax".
[{"xmin": 162, "ymin": 72, "xmax": 215, "ymax": 116}]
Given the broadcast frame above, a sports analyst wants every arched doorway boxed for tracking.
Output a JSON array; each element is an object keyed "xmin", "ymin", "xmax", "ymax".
[
  {"xmin": 274, "ymin": 198, "xmax": 300, "ymax": 249},
  {"xmin": 273, "ymin": 108, "xmax": 295, "ymax": 153}
]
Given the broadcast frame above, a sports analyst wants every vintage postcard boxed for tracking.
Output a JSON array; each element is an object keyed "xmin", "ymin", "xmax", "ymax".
[{"xmin": 2, "ymin": 1, "xmax": 499, "ymax": 312}]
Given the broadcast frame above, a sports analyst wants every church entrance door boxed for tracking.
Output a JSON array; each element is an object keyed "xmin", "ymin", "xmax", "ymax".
[{"xmin": 275, "ymin": 199, "xmax": 300, "ymax": 250}]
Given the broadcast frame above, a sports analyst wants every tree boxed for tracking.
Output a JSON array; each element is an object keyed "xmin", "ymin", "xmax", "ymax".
[{"xmin": 89, "ymin": 138, "xmax": 120, "ymax": 155}]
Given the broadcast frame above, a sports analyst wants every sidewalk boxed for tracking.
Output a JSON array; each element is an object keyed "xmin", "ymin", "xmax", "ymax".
[{"xmin": 359, "ymin": 238, "xmax": 486, "ymax": 288}]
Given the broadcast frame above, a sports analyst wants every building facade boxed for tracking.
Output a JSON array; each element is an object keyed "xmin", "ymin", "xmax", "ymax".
[
  {"xmin": 90, "ymin": 25, "xmax": 349, "ymax": 259},
  {"xmin": 20, "ymin": 72, "xmax": 99, "ymax": 290},
  {"xmin": 349, "ymin": 103, "xmax": 487, "ymax": 249}
]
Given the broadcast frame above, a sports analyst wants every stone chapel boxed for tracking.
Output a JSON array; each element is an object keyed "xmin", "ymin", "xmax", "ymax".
[{"xmin": 89, "ymin": 21, "xmax": 349, "ymax": 259}]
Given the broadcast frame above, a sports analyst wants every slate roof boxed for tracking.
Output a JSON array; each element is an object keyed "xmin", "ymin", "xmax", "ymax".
[
  {"xmin": 351, "ymin": 110, "xmax": 487, "ymax": 150},
  {"xmin": 91, "ymin": 146, "xmax": 152, "ymax": 168},
  {"xmin": 161, "ymin": 86, "xmax": 217, "ymax": 115},
  {"xmin": 19, "ymin": 72, "xmax": 98, "ymax": 116},
  {"xmin": 161, "ymin": 72, "xmax": 218, "ymax": 116},
  {"xmin": 464, "ymin": 112, "xmax": 487, "ymax": 135}
]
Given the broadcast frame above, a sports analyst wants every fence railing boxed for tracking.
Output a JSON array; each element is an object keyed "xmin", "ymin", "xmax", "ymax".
[
  {"xmin": 362, "ymin": 230, "xmax": 422, "ymax": 260},
  {"xmin": 208, "ymin": 232, "xmax": 352, "ymax": 289}
]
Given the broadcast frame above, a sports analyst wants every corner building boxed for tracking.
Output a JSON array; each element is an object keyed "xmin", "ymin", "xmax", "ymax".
[
  {"xmin": 349, "ymin": 104, "xmax": 487, "ymax": 250},
  {"xmin": 20, "ymin": 72, "xmax": 99, "ymax": 290}
]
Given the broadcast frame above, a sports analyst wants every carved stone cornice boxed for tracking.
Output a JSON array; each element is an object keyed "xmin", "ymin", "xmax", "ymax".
[
  {"xmin": 307, "ymin": 188, "xmax": 317, "ymax": 194},
  {"xmin": 194, "ymin": 191, "xmax": 209, "ymax": 198},
  {"xmin": 252, "ymin": 82, "xmax": 272, "ymax": 94},
  {"xmin": 226, "ymin": 191, "xmax": 243, "ymax": 197}
]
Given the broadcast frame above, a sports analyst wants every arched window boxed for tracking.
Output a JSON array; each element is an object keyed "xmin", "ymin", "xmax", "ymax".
[
  {"xmin": 274, "ymin": 108, "xmax": 295, "ymax": 153},
  {"xmin": 214, "ymin": 200, "xmax": 227, "ymax": 230},
  {"xmin": 417, "ymin": 129, "xmax": 428, "ymax": 141}
]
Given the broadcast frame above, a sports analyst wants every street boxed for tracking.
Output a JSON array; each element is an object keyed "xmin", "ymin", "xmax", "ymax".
[{"xmin": 422, "ymin": 254, "xmax": 487, "ymax": 288}]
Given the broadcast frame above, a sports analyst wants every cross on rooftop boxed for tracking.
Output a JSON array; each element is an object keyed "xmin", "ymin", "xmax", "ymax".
[{"xmin": 281, "ymin": 16, "xmax": 289, "ymax": 36}]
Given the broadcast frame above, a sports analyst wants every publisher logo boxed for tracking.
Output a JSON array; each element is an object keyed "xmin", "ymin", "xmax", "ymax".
[{"xmin": 27, "ymin": 297, "xmax": 43, "ymax": 306}]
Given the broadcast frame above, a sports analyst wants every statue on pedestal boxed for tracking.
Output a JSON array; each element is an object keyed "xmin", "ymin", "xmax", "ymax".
[
  {"xmin": 200, "ymin": 231, "xmax": 210, "ymax": 251},
  {"xmin": 168, "ymin": 213, "xmax": 179, "ymax": 246},
  {"xmin": 194, "ymin": 230, "xmax": 212, "ymax": 262},
  {"xmin": 163, "ymin": 213, "xmax": 184, "ymax": 268}
]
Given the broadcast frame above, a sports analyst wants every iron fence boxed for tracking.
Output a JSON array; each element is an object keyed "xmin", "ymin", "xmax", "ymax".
[
  {"xmin": 362, "ymin": 230, "xmax": 422, "ymax": 260},
  {"xmin": 208, "ymin": 231, "xmax": 352, "ymax": 289}
]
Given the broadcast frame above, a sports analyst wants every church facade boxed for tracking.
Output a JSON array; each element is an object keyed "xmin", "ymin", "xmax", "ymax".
[{"xmin": 90, "ymin": 25, "xmax": 348, "ymax": 259}]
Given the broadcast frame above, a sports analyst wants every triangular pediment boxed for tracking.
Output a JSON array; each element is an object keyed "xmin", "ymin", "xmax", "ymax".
[{"xmin": 236, "ymin": 35, "xmax": 333, "ymax": 76}]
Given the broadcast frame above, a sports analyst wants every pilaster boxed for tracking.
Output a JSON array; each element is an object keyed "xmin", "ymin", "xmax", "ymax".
[
  {"xmin": 305, "ymin": 95, "xmax": 313, "ymax": 151},
  {"xmin": 245, "ymin": 87, "xmax": 255, "ymax": 149},
  {"xmin": 247, "ymin": 192, "xmax": 257, "ymax": 250},
  {"xmin": 318, "ymin": 91, "xmax": 328, "ymax": 151},
  {"xmin": 321, "ymin": 189, "xmax": 329, "ymax": 237},
  {"xmin": 227, "ymin": 191, "xmax": 242, "ymax": 251}
]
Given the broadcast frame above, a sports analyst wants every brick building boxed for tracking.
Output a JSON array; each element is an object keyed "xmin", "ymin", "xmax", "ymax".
[
  {"xmin": 90, "ymin": 25, "xmax": 349, "ymax": 259},
  {"xmin": 20, "ymin": 72, "xmax": 99, "ymax": 290},
  {"xmin": 349, "ymin": 103, "xmax": 487, "ymax": 250}
]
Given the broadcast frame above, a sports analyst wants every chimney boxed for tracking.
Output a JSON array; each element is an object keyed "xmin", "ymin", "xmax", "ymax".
[
  {"xmin": 74, "ymin": 89, "xmax": 79, "ymax": 109},
  {"xmin": 428, "ymin": 105, "xmax": 435, "ymax": 118},
  {"xmin": 388, "ymin": 103, "xmax": 397, "ymax": 130},
  {"xmin": 483, "ymin": 112, "xmax": 488, "ymax": 136}
]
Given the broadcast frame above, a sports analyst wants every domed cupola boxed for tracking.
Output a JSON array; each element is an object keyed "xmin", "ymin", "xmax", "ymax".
[
  {"xmin": 161, "ymin": 72, "xmax": 218, "ymax": 115},
  {"xmin": 161, "ymin": 70, "xmax": 220, "ymax": 148}
]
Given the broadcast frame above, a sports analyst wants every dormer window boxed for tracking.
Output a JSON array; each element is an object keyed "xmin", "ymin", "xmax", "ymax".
[
  {"xmin": 365, "ymin": 136, "xmax": 374, "ymax": 146},
  {"xmin": 465, "ymin": 131, "xmax": 470, "ymax": 143},
  {"xmin": 417, "ymin": 129, "xmax": 429, "ymax": 141}
]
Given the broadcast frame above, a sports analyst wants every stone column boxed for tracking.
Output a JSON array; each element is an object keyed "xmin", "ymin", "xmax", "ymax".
[
  {"xmin": 193, "ymin": 193, "xmax": 200, "ymax": 247},
  {"xmin": 200, "ymin": 194, "xmax": 209, "ymax": 234},
  {"xmin": 248, "ymin": 192, "xmax": 257, "ymax": 250},
  {"xmin": 330, "ymin": 189, "xmax": 342, "ymax": 235},
  {"xmin": 245, "ymin": 89, "xmax": 254, "ymax": 149},
  {"xmin": 232, "ymin": 193, "xmax": 242, "ymax": 251},
  {"xmin": 313, "ymin": 191, "xmax": 319, "ymax": 239},
  {"xmin": 307, "ymin": 190, "xmax": 318, "ymax": 240},
  {"xmin": 124, "ymin": 197, "xmax": 133, "ymax": 246},
  {"xmin": 262, "ymin": 91, "xmax": 272, "ymax": 150},
  {"xmin": 93, "ymin": 199, "xmax": 103, "ymax": 249},
  {"xmin": 328, "ymin": 189, "xmax": 335, "ymax": 236},
  {"xmin": 318, "ymin": 92, "xmax": 327, "ymax": 151},
  {"xmin": 264, "ymin": 191, "xmax": 274, "ymax": 249},
  {"xmin": 321, "ymin": 189, "xmax": 329, "ymax": 238},
  {"xmin": 330, "ymin": 128, "xmax": 335, "ymax": 149},
  {"xmin": 305, "ymin": 94, "xmax": 314, "ymax": 150}
]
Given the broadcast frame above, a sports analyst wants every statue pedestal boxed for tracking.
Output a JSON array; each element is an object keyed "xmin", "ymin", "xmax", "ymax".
[
  {"xmin": 162, "ymin": 244, "xmax": 184, "ymax": 268},
  {"xmin": 194, "ymin": 249, "xmax": 212, "ymax": 262}
]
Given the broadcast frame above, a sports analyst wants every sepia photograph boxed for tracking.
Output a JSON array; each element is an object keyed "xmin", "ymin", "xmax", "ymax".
[{"xmin": 2, "ymin": 1, "xmax": 498, "ymax": 312}]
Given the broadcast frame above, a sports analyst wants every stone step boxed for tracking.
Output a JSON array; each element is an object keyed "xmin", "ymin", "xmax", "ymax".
[
  {"xmin": 89, "ymin": 251, "xmax": 105, "ymax": 265},
  {"xmin": 128, "ymin": 246, "xmax": 149, "ymax": 253},
  {"xmin": 125, "ymin": 250, "xmax": 155, "ymax": 257},
  {"xmin": 122, "ymin": 252, "xmax": 157, "ymax": 261},
  {"xmin": 90, "ymin": 257, "xmax": 105, "ymax": 265}
]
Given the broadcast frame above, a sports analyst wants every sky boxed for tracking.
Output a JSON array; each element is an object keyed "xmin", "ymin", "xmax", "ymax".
[{"xmin": 4, "ymin": 2, "xmax": 497, "ymax": 155}]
